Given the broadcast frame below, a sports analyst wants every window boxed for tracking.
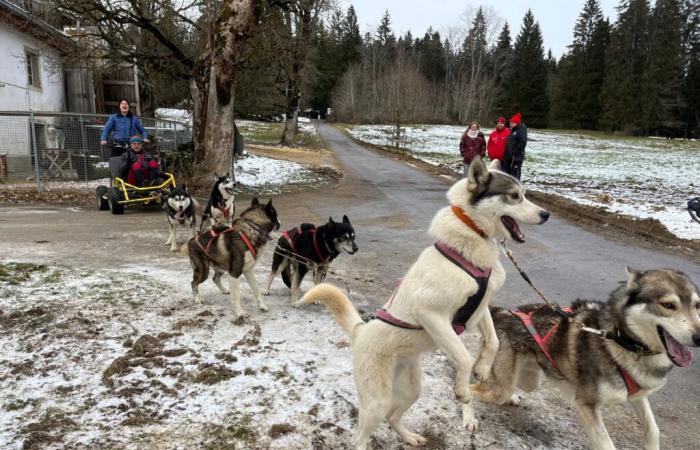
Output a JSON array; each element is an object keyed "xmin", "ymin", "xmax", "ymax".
[{"xmin": 25, "ymin": 50, "xmax": 41, "ymax": 89}]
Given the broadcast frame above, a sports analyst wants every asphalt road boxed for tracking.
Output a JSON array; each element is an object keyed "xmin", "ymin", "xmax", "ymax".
[{"xmin": 1, "ymin": 123, "xmax": 699, "ymax": 448}]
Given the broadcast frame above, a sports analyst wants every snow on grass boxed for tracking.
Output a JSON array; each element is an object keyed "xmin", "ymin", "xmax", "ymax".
[
  {"xmin": 0, "ymin": 246, "xmax": 650, "ymax": 450},
  {"xmin": 236, "ymin": 155, "xmax": 329, "ymax": 194},
  {"xmin": 347, "ymin": 124, "xmax": 700, "ymax": 240}
]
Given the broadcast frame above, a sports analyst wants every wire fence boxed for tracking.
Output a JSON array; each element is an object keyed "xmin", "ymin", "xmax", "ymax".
[{"xmin": 0, "ymin": 111, "xmax": 192, "ymax": 190}]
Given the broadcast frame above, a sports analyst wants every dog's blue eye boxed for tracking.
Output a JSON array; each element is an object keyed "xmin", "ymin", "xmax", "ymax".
[{"xmin": 660, "ymin": 302, "xmax": 676, "ymax": 310}]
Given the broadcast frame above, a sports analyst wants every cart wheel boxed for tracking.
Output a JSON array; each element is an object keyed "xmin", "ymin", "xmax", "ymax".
[
  {"xmin": 96, "ymin": 186, "xmax": 109, "ymax": 210},
  {"xmin": 108, "ymin": 187, "xmax": 124, "ymax": 215}
]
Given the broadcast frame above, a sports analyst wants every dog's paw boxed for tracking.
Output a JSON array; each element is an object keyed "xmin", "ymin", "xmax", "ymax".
[
  {"xmin": 461, "ymin": 404, "xmax": 479, "ymax": 433},
  {"xmin": 261, "ymin": 289, "xmax": 270, "ymax": 296},
  {"xmin": 506, "ymin": 394, "xmax": 520, "ymax": 406},
  {"xmin": 170, "ymin": 245, "xmax": 178, "ymax": 252},
  {"xmin": 473, "ymin": 358, "xmax": 492, "ymax": 382},
  {"xmin": 193, "ymin": 296, "xmax": 203, "ymax": 304},
  {"xmin": 401, "ymin": 432, "xmax": 427, "ymax": 446},
  {"xmin": 453, "ymin": 380, "xmax": 471, "ymax": 403},
  {"xmin": 258, "ymin": 303, "xmax": 269, "ymax": 312},
  {"xmin": 232, "ymin": 312, "xmax": 248, "ymax": 325}
]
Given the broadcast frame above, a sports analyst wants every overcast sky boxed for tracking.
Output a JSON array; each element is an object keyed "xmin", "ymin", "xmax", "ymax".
[{"xmin": 343, "ymin": 0, "xmax": 620, "ymax": 59}]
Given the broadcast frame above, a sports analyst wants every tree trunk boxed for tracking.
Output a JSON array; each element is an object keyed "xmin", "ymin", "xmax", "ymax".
[
  {"xmin": 191, "ymin": 0, "xmax": 263, "ymax": 185},
  {"xmin": 281, "ymin": 108, "xmax": 299, "ymax": 145}
]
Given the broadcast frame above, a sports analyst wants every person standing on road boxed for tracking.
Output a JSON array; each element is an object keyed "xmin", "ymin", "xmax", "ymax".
[
  {"xmin": 459, "ymin": 121, "xmax": 486, "ymax": 177},
  {"xmin": 504, "ymin": 112, "xmax": 527, "ymax": 179},
  {"xmin": 487, "ymin": 116, "xmax": 510, "ymax": 171},
  {"xmin": 100, "ymin": 99, "xmax": 149, "ymax": 156}
]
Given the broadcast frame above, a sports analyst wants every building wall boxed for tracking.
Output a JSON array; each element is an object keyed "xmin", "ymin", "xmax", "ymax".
[
  {"xmin": 0, "ymin": 22, "xmax": 65, "ymax": 111},
  {"xmin": 0, "ymin": 23, "xmax": 65, "ymax": 176}
]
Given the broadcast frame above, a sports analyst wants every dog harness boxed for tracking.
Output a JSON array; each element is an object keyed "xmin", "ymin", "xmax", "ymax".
[
  {"xmin": 374, "ymin": 242, "xmax": 491, "ymax": 335},
  {"xmin": 281, "ymin": 225, "xmax": 329, "ymax": 263},
  {"xmin": 194, "ymin": 228, "xmax": 256, "ymax": 258},
  {"xmin": 511, "ymin": 308, "xmax": 641, "ymax": 395}
]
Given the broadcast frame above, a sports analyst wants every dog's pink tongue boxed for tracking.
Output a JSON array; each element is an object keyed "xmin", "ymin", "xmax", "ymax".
[{"xmin": 663, "ymin": 329, "xmax": 694, "ymax": 367}]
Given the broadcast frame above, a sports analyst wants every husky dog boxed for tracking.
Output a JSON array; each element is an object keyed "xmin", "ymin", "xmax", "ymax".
[
  {"xmin": 165, "ymin": 185, "xmax": 197, "ymax": 251},
  {"xmin": 200, "ymin": 173, "xmax": 239, "ymax": 231},
  {"xmin": 186, "ymin": 197, "xmax": 281, "ymax": 318},
  {"xmin": 298, "ymin": 157, "xmax": 549, "ymax": 449},
  {"xmin": 468, "ymin": 268, "xmax": 700, "ymax": 450},
  {"xmin": 263, "ymin": 216, "xmax": 358, "ymax": 303}
]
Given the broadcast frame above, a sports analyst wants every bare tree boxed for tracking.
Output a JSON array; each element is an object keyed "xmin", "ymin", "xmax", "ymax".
[{"xmin": 53, "ymin": 0, "xmax": 281, "ymax": 183}]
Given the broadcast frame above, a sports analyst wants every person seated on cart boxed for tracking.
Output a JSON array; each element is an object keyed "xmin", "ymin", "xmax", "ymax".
[
  {"xmin": 100, "ymin": 99, "xmax": 149, "ymax": 156},
  {"xmin": 119, "ymin": 136, "xmax": 162, "ymax": 186}
]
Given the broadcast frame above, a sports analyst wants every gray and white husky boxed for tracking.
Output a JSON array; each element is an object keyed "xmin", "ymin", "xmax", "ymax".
[
  {"xmin": 468, "ymin": 268, "xmax": 700, "ymax": 450},
  {"xmin": 165, "ymin": 185, "xmax": 197, "ymax": 252},
  {"xmin": 184, "ymin": 198, "xmax": 281, "ymax": 319},
  {"xmin": 298, "ymin": 157, "xmax": 549, "ymax": 449}
]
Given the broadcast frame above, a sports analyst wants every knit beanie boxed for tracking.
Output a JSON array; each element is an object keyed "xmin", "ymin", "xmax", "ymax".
[{"xmin": 509, "ymin": 112, "xmax": 522, "ymax": 125}]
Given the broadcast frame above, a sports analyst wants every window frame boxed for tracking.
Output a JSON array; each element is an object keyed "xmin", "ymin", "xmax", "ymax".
[{"xmin": 24, "ymin": 48, "xmax": 42, "ymax": 91}]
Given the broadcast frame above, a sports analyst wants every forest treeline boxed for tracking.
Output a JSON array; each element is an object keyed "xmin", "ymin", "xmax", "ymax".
[{"xmin": 236, "ymin": 0, "xmax": 700, "ymax": 137}]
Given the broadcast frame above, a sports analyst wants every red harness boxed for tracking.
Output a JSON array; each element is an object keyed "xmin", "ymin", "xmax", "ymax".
[
  {"xmin": 512, "ymin": 308, "xmax": 641, "ymax": 396},
  {"xmin": 194, "ymin": 228, "xmax": 256, "ymax": 258},
  {"xmin": 216, "ymin": 205, "xmax": 232, "ymax": 219},
  {"xmin": 281, "ymin": 225, "xmax": 328, "ymax": 263}
]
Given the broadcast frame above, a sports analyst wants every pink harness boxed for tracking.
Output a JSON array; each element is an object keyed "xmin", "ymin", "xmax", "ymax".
[
  {"xmin": 512, "ymin": 308, "xmax": 641, "ymax": 395},
  {"xmin": 281, "ymin": 225, "xmax": 328, "ymax": 263},
  {"xmin": 374, "ymin": 242, "xmax": 491, "ymax": 335}
]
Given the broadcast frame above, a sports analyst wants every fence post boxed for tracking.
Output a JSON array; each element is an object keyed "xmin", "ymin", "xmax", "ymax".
[
  {"xmin": 29, "ymin": 111, "xmax": 42, "ymax": 192},
  {"xmin": 79, "ymin": 115, "xmax": 88, "ymax": 181}
]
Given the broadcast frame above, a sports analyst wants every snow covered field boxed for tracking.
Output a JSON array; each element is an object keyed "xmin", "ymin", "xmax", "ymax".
[
  {"xmin": 0, "ymin": 252, "xmax": 624, "ymax": 450},
  {"xmin": 347, "ymin": 124, "xmax": 700, "ymax": 240}
]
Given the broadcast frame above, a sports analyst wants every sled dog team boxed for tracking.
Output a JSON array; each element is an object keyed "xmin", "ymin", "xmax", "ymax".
[{"xmin": 169, "ymin": 160, "xmax": 699, "ymax": 450}]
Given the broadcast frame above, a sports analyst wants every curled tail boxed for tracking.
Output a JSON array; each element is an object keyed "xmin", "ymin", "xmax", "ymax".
[{"xmin": 297, "ymin": 283, "xmax": 364, "ymax": 338}]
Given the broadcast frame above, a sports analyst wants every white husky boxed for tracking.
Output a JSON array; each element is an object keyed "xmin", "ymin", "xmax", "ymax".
[{"xmin": 298, "ymin": 157, "xmax": 550, "ymax": 449}]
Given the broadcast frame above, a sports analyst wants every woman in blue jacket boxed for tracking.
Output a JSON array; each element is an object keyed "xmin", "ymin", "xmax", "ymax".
[{"xmin": 100, "ymin": 99, "xmax": 149, "ymax": 152}]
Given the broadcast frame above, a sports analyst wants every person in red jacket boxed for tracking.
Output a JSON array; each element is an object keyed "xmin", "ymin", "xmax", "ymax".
[
  {"xmin": 459, "ymin": 121, "xmax": 486, "ymax": 177},
  {"xmin": 487, "ymin": 116, "xmax": 510, "ymax": 171}
]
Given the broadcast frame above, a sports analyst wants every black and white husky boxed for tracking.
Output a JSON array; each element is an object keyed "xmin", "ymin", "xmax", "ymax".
[
  {"xmin": 165, "ymin": 185, "xmax": 197, "ymax": 252},
  {"xmin": 263, "ymin": 216, "xmax": 358, "ymax": 304},
  {"xmin": 200, "ymin": 173, "xmax": 239, "ymax": 231}
]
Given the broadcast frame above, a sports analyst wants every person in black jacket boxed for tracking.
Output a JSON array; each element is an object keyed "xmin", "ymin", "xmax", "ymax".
[
  {"xmin": 119, "ymin": 136, "xmax": 161, "ymax": 186},
  {"xmin": 504, "ymin": 112, "xmax": 527, "ymax": 179}
]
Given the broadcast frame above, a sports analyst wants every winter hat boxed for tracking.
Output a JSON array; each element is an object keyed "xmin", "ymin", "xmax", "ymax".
[
  {"xmin": 509, "ymin": 112, "xmax": 522, "ymax": 125},
  {"xmin": 130, "ymin": 135, "xmax": 143, "ymax": 143},
  {"xmin": 496, "ymin": 117, "xmax": 506, "ymax": 124}
]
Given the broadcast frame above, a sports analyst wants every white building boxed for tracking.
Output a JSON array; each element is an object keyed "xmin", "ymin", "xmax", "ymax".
[{"xmin": 0, "ymin": 0, "xmax": 71, "ymax": 111}]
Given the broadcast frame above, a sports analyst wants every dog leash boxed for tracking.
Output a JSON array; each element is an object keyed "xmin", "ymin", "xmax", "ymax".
[{"xmin": 498, "ymin": 240, "xmax": 658, "ymax": 355}]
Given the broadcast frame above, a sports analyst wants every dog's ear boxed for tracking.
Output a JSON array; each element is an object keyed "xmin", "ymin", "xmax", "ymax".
[
  {"xmin": 467, "ymin": 156, "xmax": 490, "ymax": 195},
  {"xmin": 251, "ymin": 197, "xmax": 259, "ymax": 206},
  {"xmin": 342, "ymin": 215, "xmax": 350, "ymax": 224},
  {"xmin": 235, "ymin": 181, "xmax": 242, "ymax": 187},
  {"xmin": 266, "ymin": 198, "xmax": 273, "ymax": 208},
  {"xmin": 213, "ymin": 173, "xmax": 220, "ymax": 181},
  {"xmin": 182, "ymin": 183, "xmax": 187, "ymax": 193},
  {"xmin": 488, "ymin": 159, "xmax": 501, "ymax": 171},
  {"xmin": 625, "ymin": 266, "xmax": 642, "ymax": 290}
]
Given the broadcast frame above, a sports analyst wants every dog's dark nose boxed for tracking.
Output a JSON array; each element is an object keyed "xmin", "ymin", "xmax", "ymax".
[
  {"xmin": 693, "ymin": 334, "xmax": 700, "ymax": 346},
  {"xmin": 539, "ymin": 211, "xmax": 550, "ymax": 223}
]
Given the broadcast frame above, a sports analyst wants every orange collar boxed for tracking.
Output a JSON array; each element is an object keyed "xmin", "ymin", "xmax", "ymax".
[{"xmin": 451, "ymin": 205, "xmax": 488, "ymax": 239}]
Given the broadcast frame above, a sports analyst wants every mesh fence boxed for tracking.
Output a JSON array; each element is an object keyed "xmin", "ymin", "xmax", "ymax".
[{"xmin": 0, "ymin": 111, "xmax": 192, "ymax": 188}]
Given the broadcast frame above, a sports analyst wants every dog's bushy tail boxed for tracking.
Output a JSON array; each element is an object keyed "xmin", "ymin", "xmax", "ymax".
[
  {"xmin": 180, "ymin": 243, "xmax": 190, "ymax": 256},
  {"xmin": 297, "ymin": 283, "xmax": 364, "ymax": 338}
]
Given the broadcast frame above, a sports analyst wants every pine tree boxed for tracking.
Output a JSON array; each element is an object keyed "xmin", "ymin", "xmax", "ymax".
[
  {"xmin": 491, "ymin": 23, "xmax": 513, "ymax": 117},
  {"xmin": 641, "ymin": 0, "xmax": 685, "ymax": 134},
  {"xmin": 551, "ymin": 0, "xmax": 609, "ymax": 129},
  {"xmin": 600, "ymin": 0, "xmax": 651, "ymax": 133},
  {"xmin": 417, "ymin": 30, "xmax": 446, "ymax": 83},
  {"xmin": 341, "ymin": 5, "xmax": 362, "ymax": 63},
  {"xmin": 681, "ymin": 0, "xmax": 700, "ymax": 136},
  {"xmin": 506, "ymin": 10, "xmax": 549, "ymax": 127}
]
